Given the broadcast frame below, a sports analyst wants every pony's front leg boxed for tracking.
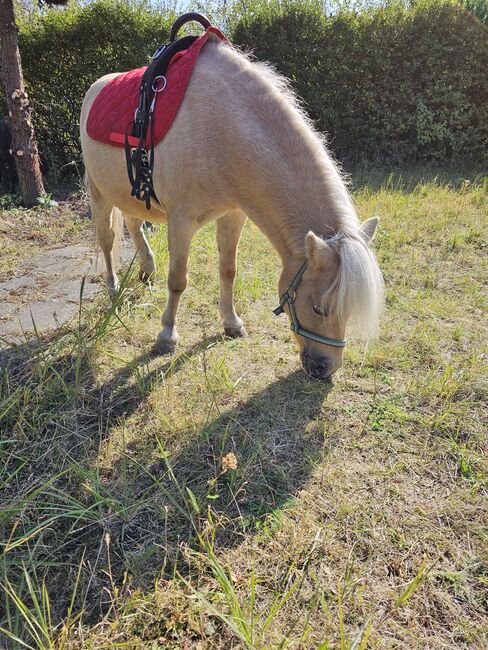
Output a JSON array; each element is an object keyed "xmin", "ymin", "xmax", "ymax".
[
  {"xmin": 156, "ymin": 218, "xmax": 195, "ymax": 354},
  {"xmin": 216, "ymin": 211, "xmax": 248, "ymax": 338}
]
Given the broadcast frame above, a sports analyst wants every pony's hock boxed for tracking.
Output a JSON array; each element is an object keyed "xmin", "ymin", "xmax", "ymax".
[{"xmin": 81, "ymin": 12, "xmax": 383, "ymax": 378}]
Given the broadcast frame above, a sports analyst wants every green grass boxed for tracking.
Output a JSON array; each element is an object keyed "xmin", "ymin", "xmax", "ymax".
[{"xmin": 0, "ymin": 168, "xmax": 487, "ymax": 649}]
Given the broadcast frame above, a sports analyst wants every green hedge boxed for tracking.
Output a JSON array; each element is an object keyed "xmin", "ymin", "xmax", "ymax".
[
  {"xmin": 460, "ymin": 0, "xmax": 488, "ymax": 24},
  {"xmin": 8, "ymin": 0, "xmax": 488, "ymax": 173},
  {"xmin": 232, "ymin": 0, "xmax": 488, "ymax": 164}
]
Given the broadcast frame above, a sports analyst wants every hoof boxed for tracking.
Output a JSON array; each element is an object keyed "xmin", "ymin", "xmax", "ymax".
[
  {"xmin": 108, "ymin": 284, "xmax": 120, "ymax": 299},
  {"xmin": 224, "ymin": 326, "xmax": 248, "ymax": 339},
  {"xmin": 154, "ymin": 336, "xmax": 177, "ymax": 356},
  {"xmin": 139, "ymin": 268, "xmax": 155, "ymax": 284}
]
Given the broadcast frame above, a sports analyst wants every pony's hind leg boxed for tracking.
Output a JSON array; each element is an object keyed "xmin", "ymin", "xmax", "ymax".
[
  {"xmin": 87, "ymin": 177, "xmax": 122, "ymax": 296},
  {"xmin": 216, "ymin": 211, "xmax": 248, "ymax": 338},
  {"xmin": 123, "ymin": 213, "xmax": 156, "ymax": 282}
]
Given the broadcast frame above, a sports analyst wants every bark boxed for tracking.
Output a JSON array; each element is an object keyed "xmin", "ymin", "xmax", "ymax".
[{"xmin": 0, "ymin": 0, "xmax": 44, "ymax": 207}]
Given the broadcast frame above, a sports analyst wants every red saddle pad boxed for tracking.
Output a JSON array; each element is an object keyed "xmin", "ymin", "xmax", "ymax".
[{"xmin": 87, "ymin": 26, "xmax": 226, "ymax": 149}]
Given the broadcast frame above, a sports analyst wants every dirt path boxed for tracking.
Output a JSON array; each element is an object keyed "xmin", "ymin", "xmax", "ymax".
[
  {"xmin": 0, "ymin": 241, "xmax": 137, "ymax": 338},
  {"xmin": 0, "ymin": 195, "xmax": 139, "ymax": 340}
]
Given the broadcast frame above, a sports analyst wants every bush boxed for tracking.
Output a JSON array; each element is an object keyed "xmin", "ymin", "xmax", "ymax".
[
  {"xmin": 7, "ymin": 0, "xmax": 488, "ymax": 173},
  {"xmin": 460, "ymin": 0, "xmax": 488, "ymax": 24},
  {"xmin": 232, "ymin": 0, "xmax": 488, "ymax": 164}
]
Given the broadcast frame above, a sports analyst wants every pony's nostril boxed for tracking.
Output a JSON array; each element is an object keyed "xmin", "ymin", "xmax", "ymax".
[{"xmin": 301, "ymin": 354, "xmax": 333, "ymax": 379}]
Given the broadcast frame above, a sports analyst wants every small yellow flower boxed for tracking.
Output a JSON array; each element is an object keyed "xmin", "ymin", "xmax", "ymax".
[{"xmin": 222, "ymin": 452, "xmax": 238, "ymax": 473}]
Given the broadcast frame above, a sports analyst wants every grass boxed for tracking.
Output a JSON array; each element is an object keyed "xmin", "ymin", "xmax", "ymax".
[{"xmin": 0, "ymin": 167, "xmax": 487, "ymax": 648}]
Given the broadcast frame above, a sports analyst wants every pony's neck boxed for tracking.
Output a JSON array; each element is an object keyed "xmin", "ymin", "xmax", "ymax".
[
  {"xmin": 237, "ymin": 127, "xmax": 357, "ymax": 262},
  {"xmin": 227, "ymin": 54, "xmax": 358, "ymax": 261},
  {"xmin": 243, "ymin": 165, "xmax": 356, "ymax": 263}
]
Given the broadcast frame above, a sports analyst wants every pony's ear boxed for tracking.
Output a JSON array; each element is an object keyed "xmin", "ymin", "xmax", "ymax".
[
  {"xmin": 305, "ymin": 231, "xmax": 330, "ymax": 267},
  {"xmin": 360, "ymin": 217, "xmax": 379, "ymax": 243}
]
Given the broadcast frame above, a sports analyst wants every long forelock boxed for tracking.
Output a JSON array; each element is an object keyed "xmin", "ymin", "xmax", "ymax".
[{"xmin": 322, "ymin": 234, "xmax": 384, "ymax": 340}]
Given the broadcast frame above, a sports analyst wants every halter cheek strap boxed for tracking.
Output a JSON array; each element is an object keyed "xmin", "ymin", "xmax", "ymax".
[{"xmin": 273, "ymin": 260, "xmax": 347, "ymax": 348}]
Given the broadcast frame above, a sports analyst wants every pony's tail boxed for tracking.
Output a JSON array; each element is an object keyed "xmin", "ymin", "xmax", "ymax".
[
  {"xmin": 86, "ymin": 171, "xmax": 125, "ymax": 272},
  {"xmin": 110, "ymin": 207, "xmax": 124, "ymax": 270}
]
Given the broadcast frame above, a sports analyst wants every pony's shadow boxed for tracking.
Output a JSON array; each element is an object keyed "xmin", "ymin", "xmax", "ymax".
[
  {"xmin": 92, "ymin": 341, "xmax": 334, "ymax": 588},
  {"xmin": 1, "ymin": 331, "xmax": 334, "ymax": 622}
]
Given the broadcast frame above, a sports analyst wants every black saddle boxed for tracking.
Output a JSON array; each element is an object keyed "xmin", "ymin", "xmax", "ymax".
[{"xmin": 125, "ymin": 12, "xmax": 211, "ymax": 210}]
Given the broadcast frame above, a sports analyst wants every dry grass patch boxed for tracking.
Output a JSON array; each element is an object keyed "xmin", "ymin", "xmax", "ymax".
[
  {"xmin": 0, "ymin": 168, "xmax": 486, "ymax": 649},
  {"xmin": 0, "ymin": 192, "xmax": 90, "ymax": 281}
]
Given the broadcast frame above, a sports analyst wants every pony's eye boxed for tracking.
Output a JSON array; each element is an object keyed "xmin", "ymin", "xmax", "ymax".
[{"xmin": 313, "ymin": 303, "xmax": 328, "ymax": 317}]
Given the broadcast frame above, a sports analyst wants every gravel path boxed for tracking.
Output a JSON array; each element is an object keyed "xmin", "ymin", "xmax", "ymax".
[
  {"xmin": 0, "ymin": 245, "xmax": 102, "ymax": 338},
  {"xmin": 0, "ymin": 240, "xmax": 135, "ymax": 339}
]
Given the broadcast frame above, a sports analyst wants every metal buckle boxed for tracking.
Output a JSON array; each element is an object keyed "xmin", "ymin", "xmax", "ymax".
[
  {"xmin": 152, "ymin": 75, "xmax": 167, "ymax": 93},
  {"xmin": 149, "ymin": 76, "xmax": 167, "ymax": 113},
  {"xmin": 151, "ymin": 44, "xmax": 167, "ymax": 59},
  {"xmin": 134, "ymin": 108, "xmax": 147, "ymax": 123}
]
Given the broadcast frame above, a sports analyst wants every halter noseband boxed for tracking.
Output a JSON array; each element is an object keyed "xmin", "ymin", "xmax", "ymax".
[{"xmin": 273, "ymin": 260, "xmax": 347, "ymax": 348}]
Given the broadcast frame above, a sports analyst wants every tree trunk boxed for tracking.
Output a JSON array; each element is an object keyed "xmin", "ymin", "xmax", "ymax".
[{"xmin": 0, "ymin": 0, "xmax": 44, "ymax": 207}]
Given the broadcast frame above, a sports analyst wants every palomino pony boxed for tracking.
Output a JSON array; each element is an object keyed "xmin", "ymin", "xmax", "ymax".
[{"xmin": 80, "ymin": 36, "xmax": 383, "ymax": 379}]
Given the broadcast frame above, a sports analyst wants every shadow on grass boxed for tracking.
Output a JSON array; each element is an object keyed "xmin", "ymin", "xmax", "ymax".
[{"xmin": 0, "ymin": 327, "xmax": 333, "ymax": 629}]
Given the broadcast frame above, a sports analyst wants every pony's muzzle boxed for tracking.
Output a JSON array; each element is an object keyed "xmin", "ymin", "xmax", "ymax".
[{"xmin": 300, "ymin": 351, "xmax": 339, "ymax": 379}]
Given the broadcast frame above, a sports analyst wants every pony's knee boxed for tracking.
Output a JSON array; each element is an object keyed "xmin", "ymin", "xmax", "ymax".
[
  {"xmin": 168, "ymin": 274, "xmax": 187, "ymax": 294},
  {"xmin": 220, "ymin": 264, "xmax": 236, "ymax": 282}
]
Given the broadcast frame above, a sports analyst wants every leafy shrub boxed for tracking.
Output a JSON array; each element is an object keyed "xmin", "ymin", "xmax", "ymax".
[
  {"xmin": 5, "ymin": 0, "xmax": 487, "ymax": 173},
  {"xmin": 16, "ymin": 0, "xmax": 172, "ymax": 176},
  {"xmin": 232, "ymin": 0, "xmax": 488, "ymax": 163},
  {"xmin": 460, "ymin": 0, "xmax": 488, "ymax": 24}
]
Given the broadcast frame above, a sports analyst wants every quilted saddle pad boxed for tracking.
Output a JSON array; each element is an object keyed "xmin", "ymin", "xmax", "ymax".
[{"xmin": 87, "ymin": 26, "xmax": 226, "ymax": 149}]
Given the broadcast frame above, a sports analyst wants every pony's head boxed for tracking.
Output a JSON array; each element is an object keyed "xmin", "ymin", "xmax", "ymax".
[{"xmin": 278, "ymin": 217, "xmax": 384, "ymax": 379}]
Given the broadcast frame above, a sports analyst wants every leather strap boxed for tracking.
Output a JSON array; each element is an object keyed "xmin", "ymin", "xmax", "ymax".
[
  {"xmin": 274, "ymin": 260, "xmax": 347, "ymax": 348},
  {"xmin": 125, "ymin": 13, "xmax": 211, "ymax": 210}
]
